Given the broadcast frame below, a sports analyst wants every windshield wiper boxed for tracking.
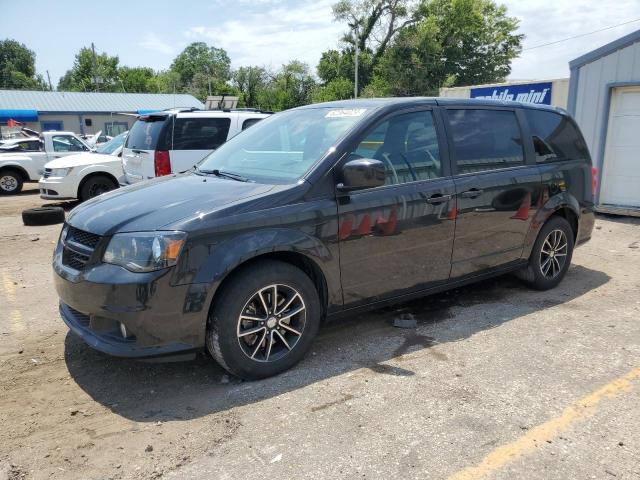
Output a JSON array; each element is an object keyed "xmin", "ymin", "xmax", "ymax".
[{"xmin": 197, "ymin": 168, "xmax": 251, "ymax": 182}]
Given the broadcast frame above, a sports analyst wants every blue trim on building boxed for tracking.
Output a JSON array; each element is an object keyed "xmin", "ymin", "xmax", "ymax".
[
  {"xmin": 0, "ymin": 109, "xmax": 38, "ymax": 122},
  {"xmin": 569, "ymin": 28, "xmax": 640, "ymax": 69}
]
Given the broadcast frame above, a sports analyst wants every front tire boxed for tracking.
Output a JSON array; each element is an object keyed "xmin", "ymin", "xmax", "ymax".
[
  {"xmin": 517, "ymin": 215, "xmax": 574, "ymax": 290},
  {"xmin": 0, "ymin": 169, "xmax": 24, "ymax": 195},
  {"xmin": 79, "ymin": 175, "xmax": 118, "ymax": 201},
  {"xmin": 206, "ymin": 260, "xmax": 321, "ymax": 380}
]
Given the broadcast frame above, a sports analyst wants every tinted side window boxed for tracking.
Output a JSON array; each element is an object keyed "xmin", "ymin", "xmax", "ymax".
[
  {"xmin": 352, "ymin": 111, "xmax": 442, "ymax": 185},
  {"xmin": 448, "ymin": 109, "xmax": 524, "ymax": 174},
  {"xmin": 125, "ymin": 117, "xmax": 168, "ymax": 150},
  {"xmin": 172, "ymin": 118, "xmax": 231, "ymax": 150},
  {"xmin": 242, "ymin": 118, "xmax": 262, "ymax": 130},
  {"xmin": 524, "ymin": 109, "xmax": 589, "ymax": 163}
]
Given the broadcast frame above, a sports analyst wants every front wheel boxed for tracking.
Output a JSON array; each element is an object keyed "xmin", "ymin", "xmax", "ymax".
[
  {"xmin": 517, "ymin": 215, "xmax": 574, "ymax": 290},
  {"xmin": 80, "ymin": 175, "xmax": 118, "ymax": 201},
  {"xmin": 206, "ymin": 260, "xmax": 321, "ymax": 380},
  {"xmin": 0, "ymin": 169, "xmax": 24, "ymax": 195}
]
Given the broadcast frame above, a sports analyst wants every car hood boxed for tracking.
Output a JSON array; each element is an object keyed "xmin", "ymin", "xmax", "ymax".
[
  {"xmin": 67, "ymin": 173, "xmax": 276, "ymax": 236},
  {"xmin": 45, "ymin": 152, "xmax": 118, "ymax": 169}
]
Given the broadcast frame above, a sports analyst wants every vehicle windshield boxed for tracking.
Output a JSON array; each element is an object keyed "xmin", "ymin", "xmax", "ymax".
[
  {"xmin": 197, "ymin": 107, "xmax": 368, "ymax": 184},
  {"xmin": 96, "ymin": 131, "xmax": 128, "ymax": 155}
]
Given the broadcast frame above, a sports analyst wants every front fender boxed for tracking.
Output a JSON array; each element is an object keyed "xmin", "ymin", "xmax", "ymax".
[
  {"xmin": 173, "ymin": 227, "xmax": 342, "ymax": 312},
  {"xmin": 522, "ymin": 192, "xmax": 581, "ymax": 259}
]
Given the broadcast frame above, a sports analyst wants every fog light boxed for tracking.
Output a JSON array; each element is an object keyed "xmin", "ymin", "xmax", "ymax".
[{"xmin": 120, "ymin": 322, "xmax": 130, "ymax": 338}]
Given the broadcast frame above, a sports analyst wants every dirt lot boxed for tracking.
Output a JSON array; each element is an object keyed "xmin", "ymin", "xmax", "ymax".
[{"xmin": 1, "ymin": 184, "xmax": 639, "ymax": 480}]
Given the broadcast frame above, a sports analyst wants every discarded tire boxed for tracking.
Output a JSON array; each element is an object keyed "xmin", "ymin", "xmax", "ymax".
[{"xmin": 22, "ymin": 207, "xmax": 65, "ymax": 226}]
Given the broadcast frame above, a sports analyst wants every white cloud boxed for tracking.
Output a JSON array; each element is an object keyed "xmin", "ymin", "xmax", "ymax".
[
  {"xmin": 184, "ymin": 0, "xmax": 343, "ymax": 71},
  {"xmin": 504, "ymin": 0, "xmax": 640, "ymax": 80},
  {"xmin": 138, "ymin": 32, "xmax": 176, "ymax": 56}
]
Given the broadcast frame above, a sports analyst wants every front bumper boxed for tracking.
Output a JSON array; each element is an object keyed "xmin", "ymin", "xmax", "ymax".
[
  {"xmin": 54, "ymin": 253, "xmax": 211, "ymax": 359},
  {"xmin": 39, "ymin": 177, "xmax": 77, "ymax": 200}
]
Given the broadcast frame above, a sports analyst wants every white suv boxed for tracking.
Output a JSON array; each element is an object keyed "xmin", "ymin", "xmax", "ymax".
[{"xmin": 121, "ymin": 108, "xmax": 270, "ymax": 184}]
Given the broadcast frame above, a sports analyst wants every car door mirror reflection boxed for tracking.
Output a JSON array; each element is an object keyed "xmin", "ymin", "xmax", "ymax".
[{"xmin": 338, "ymin": 158, "xmax": 386, "ymax": 192}]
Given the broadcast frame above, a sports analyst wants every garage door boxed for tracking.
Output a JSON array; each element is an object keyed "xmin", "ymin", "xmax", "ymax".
[{"xmin": 600, "ymin": 86, "xmax": 640, "ymax": 208}]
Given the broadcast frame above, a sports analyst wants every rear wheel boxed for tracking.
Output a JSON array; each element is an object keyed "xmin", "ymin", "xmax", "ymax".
[
  {"xmin": 517, "ymin": 215, "xmax": 574, "ymax": 290},
  {"xmin": 206, "ymin": 260, "xmax": 321, "ymax": 380},
  {"xmin": 0, "ymin": 169, "xmax": 24, "ymax": 195},
  {"xmin": 80, "ymin": 175, "xmax": 117, "ymax": 201}
]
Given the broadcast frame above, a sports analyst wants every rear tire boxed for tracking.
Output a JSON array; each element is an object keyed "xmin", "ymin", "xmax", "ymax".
[
  {"xmin": 79, "ymin": 175, "xmax": 118, "ymax": 201},
  {"xmin": 517, "ymin": 215, "xmax": 574, "ymax": 290},
  {"xmin": 0, "ymin": 169, "xmax": 24, "ymax": 195},
  {"xmin": 206, "ymin": 259, "xmax": 321, "ymax": 380}
]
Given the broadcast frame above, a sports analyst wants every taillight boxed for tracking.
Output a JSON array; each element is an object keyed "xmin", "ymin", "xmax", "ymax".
[
  {"xmin": 154, "ymin": 150, "xmax": 171, "ymax": 177},
  {"xmin": 591, "ymin": 167, "xmax": 597, "ymax": 196}
]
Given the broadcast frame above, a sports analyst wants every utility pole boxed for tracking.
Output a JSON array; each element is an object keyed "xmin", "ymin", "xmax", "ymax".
[
  {"xmin": 46, "ymin": 70, "xmax": 53, "ymax": 91},
  {"xmin": 91, "ymin": 42, "xmax": 99, "ymax": 92},
  {"xmin": 353, "ymin": 24, "xmax": 359, "ymax": 98}
]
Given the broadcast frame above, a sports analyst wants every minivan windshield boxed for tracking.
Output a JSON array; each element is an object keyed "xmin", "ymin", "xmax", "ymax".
[
  {"xmin": 197, "ymin": 107, "xmax": 367, "ymax": 184},
  {"xmin": 125, "ymin": 116, "xmax": 167, "ymax": 150},
  {"xmin": 96, "ymin": 131, "xmax": 127, "ymax": 155}
]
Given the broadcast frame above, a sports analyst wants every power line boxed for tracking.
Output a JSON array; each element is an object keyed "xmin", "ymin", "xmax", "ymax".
[{"xmin": 523, "ymin": 18, "xmax": 640, "ymax": 51}]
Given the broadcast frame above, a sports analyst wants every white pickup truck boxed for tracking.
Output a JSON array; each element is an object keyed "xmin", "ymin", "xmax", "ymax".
[{"xmin": 0, "ymin": 131, "xmax": 92, "ymax": 194}]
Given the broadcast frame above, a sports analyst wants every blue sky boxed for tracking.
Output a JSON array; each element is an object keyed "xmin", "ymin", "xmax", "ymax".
[{"xmin": 1, "ymin": 0, "xmax": 639, "ymax": 87}]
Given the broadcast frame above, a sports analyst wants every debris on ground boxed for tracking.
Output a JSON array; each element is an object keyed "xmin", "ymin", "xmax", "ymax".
[{"xmin": 393, "ymin": 313, "xmax": 417, "ymax": 329}]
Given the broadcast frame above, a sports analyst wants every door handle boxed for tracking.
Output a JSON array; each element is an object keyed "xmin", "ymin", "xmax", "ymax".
[
  {"xmin": 426, "ymin": 194, "xmax": 452, "ymax": 204},
  {"xmin": 460, "ymin": 189, "xmax": 483, "ymax": 199}
]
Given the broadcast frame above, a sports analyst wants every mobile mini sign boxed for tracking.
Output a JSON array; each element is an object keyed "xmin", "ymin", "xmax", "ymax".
[{"xmin": 470, "ymin": 82, "xmax": 553, "ymax": 105}]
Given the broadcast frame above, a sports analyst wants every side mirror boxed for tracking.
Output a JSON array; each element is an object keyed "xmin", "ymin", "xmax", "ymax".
[{"xmin": 337, "ymin": 158, "xmax": 386, "ymax": 192}]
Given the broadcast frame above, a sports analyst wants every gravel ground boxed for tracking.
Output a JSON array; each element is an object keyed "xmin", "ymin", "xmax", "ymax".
[{"xmin": 0, "ymin": 184, "xmax": 639, "ymax": 480}]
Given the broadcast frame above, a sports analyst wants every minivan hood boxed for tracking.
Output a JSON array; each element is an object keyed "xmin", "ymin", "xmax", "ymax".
[{"xmin": 67, "ymin": 173, "xmax": 275, "ymax": 235}]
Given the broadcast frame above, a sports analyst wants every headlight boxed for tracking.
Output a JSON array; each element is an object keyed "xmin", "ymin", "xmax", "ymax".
[
  {"xmin": 103, "ymin": 231, "xmax": 186, "ymax": 272},
  {"xmin": 50, "ymin": 167, "xmax": 72, "ymax": 177}
]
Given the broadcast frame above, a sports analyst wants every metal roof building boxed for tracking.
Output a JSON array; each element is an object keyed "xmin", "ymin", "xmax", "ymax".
[
  {"xmin": 0, "ymin": 90, "xmax": 204, "ymax": 137},
  {"xmin": 568, "ymin": 29, "xmax": 640, "ymax": 216}
]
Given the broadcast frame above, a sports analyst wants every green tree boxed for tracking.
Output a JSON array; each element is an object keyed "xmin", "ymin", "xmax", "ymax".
[
  {"xmin": 57, "ymin": 47, "xmax": 119, "ymax": 92},
  {"xmin": 311, "ymin": 77, "xmax": 354, "ymax": 103},
  {"xmin": 0, "ymin": 39, "xmax": 49, "ymax": 90},
  {"xmin": 372, "ymin": 0, "xmax": 523, "ymax": 96},
  {"xmin": 256, "ymin": 61, "xmax": 316, "ymax": 111},
  {"xmin": 233, "ymin": 66, "xmax": 267, "ymax": 107},
  {"xmin": 117, "ymin": 66, "xmax": 156, "ymax": 93},
  {"xmin": 169, "ymin": 42, "xmax": 232, "ymax": 99}
]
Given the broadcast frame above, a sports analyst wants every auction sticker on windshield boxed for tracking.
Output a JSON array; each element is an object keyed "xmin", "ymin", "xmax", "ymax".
[{"xmin": 325, "ymin": 108, "xmax": 367, "ymax": 118}]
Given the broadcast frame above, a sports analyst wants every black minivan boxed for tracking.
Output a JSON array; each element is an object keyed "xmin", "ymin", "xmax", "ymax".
[{"xmin": 54, "ymin": 98, "xmax": 595, "ymax": 379}]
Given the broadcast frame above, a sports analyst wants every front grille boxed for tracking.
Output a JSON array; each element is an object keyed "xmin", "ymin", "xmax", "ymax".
[
  {"xmin": 66, "ymin": 305, "xmax": 90, "ymax": 327},
  {"xmin": 43, "ymin": 168, "xmax": 52, "ymax": 178},
  {"xmin": 63, "ymin": 248, "xmax": 90, "ymax": 270},
  {"xmin": 61, "ymin": 226, "xmax": 101, "ymax": 271},
  {"xmin": 68, "ymin": 227, "xmax": 100, "ymax": 249}
]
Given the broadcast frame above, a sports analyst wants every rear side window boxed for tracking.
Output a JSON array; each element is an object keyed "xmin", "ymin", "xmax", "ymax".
[
  {"xmin": 447, "ymin": 109, "xmax": 524, "ymax": 174},
  {"xmin": 172, "ymin": 117, "xmax": 231, "ymax": 150},
  {"xmin": 126, "ymin": 117, "xmax": 167, "ymax": 150},
  {"xmin": 524, "ymin": 109, "xmax": 589, "ymax": 163},
  {"xmin": 242, "ymin": 118, "xmax": 262, "ymax": 130}
]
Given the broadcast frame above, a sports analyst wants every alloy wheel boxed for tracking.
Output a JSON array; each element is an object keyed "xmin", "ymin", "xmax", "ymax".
[
  {"xmin": 540, "ymin": 229, "xmax": 568, "ymax": 279},
  {"xmin": 236, "ymin": 284, "xmax": 306, "ymax": 362}
]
